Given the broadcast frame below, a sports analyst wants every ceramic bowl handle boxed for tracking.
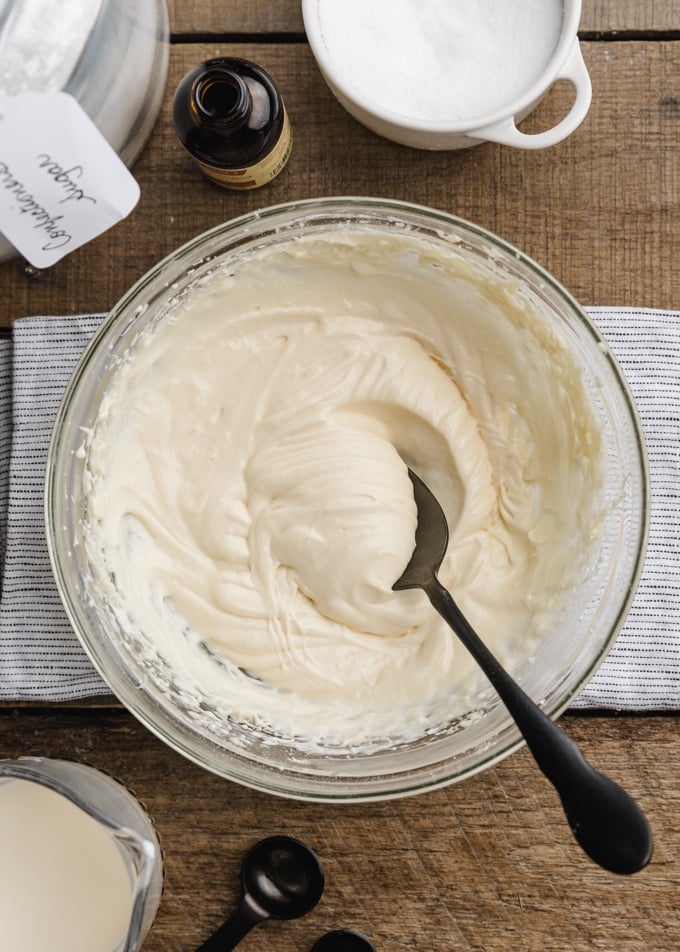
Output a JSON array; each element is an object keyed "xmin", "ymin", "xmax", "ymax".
[{"xmin": 472, "ymin": 40, "xmax": 592, "ymax": 150}]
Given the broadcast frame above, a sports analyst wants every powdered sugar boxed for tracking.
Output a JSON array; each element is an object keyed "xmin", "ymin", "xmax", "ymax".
[
  {"xmin": 0, "ymin": 0, "xmax": 103, "ymax": 94},
  {"xmin": 317, "ymin": 0, "xmax": 563, "ymax": 121}
]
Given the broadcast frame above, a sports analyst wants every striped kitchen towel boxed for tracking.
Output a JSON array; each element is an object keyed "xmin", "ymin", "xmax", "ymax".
[
  {"xmin": 0, "ymin": 309, "xmax": 679, "ymax": 707},
  {"xmin": 0, "ymin": 315, "xmax": 107, "ymax": 698}
]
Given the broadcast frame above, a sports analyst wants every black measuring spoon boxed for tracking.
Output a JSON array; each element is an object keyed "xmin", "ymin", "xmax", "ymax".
[
  {"xmin": 196, "ymin": 835, "xmax": 325, "ymax": 951},
  {"xmin": 311, "ymin": 929, "xmax": 376, "ymax": 951}
]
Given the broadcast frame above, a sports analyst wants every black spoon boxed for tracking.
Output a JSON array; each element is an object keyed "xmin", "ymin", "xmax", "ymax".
[
  {"xmin": 393, "ymin": 468, "xmax": 653, "ymax": 875},
  {"xmin": 311, "ymin": 929, "xmax": 376, "ymax": 951},
  {"xmin": 196, "ymin": 835, "xmax": 325, "ymax": 951}
]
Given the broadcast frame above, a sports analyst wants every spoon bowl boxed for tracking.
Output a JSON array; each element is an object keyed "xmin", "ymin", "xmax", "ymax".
[
  {"xmin": 311, "ymin": 929, "xmax": 376, "ymax": 951},
  {"xmin": 394, "ymin": 469, "xmax": 653, "ymax": 875},
  {"xmin": 242, "ymin": 835, "xmax": 325, "ymax": 918},
  {"xmin": 197, "ymin": 835, "xmax": 325, "ymax": 951}
]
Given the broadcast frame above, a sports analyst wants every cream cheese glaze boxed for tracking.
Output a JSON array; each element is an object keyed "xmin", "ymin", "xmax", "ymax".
[{"xmin": 83, "ymin": 229, "xmax": 604, "ymax": 750}]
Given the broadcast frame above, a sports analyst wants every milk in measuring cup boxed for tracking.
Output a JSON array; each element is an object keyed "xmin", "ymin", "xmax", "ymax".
[{"xmin": 0, "ymin": 779, "xmax": 134, "ymax": 952}]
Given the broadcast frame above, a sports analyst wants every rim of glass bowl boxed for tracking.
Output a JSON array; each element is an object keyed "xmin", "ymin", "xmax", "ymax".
[{"xmin": 45, "ymin": 196, "xmax": 650, "ymax": 802}]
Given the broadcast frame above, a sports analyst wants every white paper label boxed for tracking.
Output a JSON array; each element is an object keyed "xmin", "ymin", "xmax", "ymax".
[{"xmin": 0, "ymin": 91, "xmax": 140, "ymax": 268}]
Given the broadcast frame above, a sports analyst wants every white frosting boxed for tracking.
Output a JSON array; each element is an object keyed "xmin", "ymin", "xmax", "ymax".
[{"xmin": 83, "ymin": 229, "xmax": 603, "ymax": 750}]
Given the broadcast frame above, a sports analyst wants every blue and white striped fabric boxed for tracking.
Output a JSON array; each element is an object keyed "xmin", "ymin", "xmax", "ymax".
[
  {"xmin": 572, "ymin": 308, "xmax": 680, "ymax": 710},
  {"xmin": 0, "ymin": 315, "xmax": 107, "ymax": 698},
  {"xmin": 0, "ymin": 309, "xmax": 678, "ymax": 707}
]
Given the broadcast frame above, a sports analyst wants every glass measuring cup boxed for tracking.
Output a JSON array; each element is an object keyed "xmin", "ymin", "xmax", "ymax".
[{"xmin": 0, "ymin": 756, "xmax": 163, "ymax": 952}]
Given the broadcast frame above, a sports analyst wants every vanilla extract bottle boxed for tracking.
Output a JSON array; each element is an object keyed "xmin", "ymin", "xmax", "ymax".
[{"xmin": 173, "ymin": 57, "xmax": 292, "ymax": 190}]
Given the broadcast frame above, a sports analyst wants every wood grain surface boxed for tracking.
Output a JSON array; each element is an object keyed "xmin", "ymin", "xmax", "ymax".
[
  {"xmin": 1, "ymin": 708, "xmax": 677, "ymax": 952},
  {"xmin": 2, "ymin": 37, "xmax": 679, "ymax": 322},
  {"xmin": 1, "ymin": 3, "xmax": 679, "ymax": 950},
  {"xmin": 165, "ymin": 0, "xmax": 680, "ymax": 36}
]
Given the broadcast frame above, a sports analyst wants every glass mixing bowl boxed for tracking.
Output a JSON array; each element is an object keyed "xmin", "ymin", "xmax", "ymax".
[{"xmin": 45, "ymin": 198, "xmax": 649, "ymax": 801}]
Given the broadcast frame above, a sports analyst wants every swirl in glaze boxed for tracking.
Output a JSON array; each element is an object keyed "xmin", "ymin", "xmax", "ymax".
[{"xmin": 84, "ymin": 230, "xmax": 603, "ymax": 749}]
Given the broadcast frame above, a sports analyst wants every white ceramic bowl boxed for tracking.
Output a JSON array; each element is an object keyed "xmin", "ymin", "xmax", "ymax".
[
  {"xmin": 302, "ymin": 0, "xmax": 591, "ymax": 150},
  {"xmin": 46, "ymin": 198, "xmax": 647, "ymax": 801}
]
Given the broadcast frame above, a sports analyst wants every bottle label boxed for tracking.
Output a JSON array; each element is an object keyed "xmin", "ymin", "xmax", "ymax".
[
  {"xmin": 195, "ymin": 109, "xmax": 293, "ymax": 190},
  {"xmin": 0, "ymin": 91, "xmax": 140, "ymax": 268}
]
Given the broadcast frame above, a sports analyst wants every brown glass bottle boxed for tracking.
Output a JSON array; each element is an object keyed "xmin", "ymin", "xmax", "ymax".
[{"xmin": 172, "ymin": 57, "xmax": 292, "ymax": 190}]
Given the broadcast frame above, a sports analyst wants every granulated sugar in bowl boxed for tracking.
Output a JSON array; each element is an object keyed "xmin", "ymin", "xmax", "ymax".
[{"xmin": 302, "ymin": 0, "xmax": 592, "ymax": 149}]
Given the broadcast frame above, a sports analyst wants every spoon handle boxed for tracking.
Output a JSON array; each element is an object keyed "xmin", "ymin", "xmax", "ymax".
[
  {"xmin": 196, "ymin": 896, "xmax": 266, "ymax": 952},
  {"xmin": 426, "ymin": 578, "xmax": 653, "ymax": 875}
]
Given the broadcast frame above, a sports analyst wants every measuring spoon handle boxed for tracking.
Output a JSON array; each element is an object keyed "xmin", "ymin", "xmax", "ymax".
[
  {"xmin": 196, "ymin": 896, "xmax": 267, "ymax": 952},
  {"xmin": 428, "ymin": 578, "xmax": 653, "ymax": 875}
]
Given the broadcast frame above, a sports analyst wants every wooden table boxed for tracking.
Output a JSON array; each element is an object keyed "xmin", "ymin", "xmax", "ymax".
[{"xmin": 2, "ymin": 2, "xmax": 679, "ymax": 949}]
